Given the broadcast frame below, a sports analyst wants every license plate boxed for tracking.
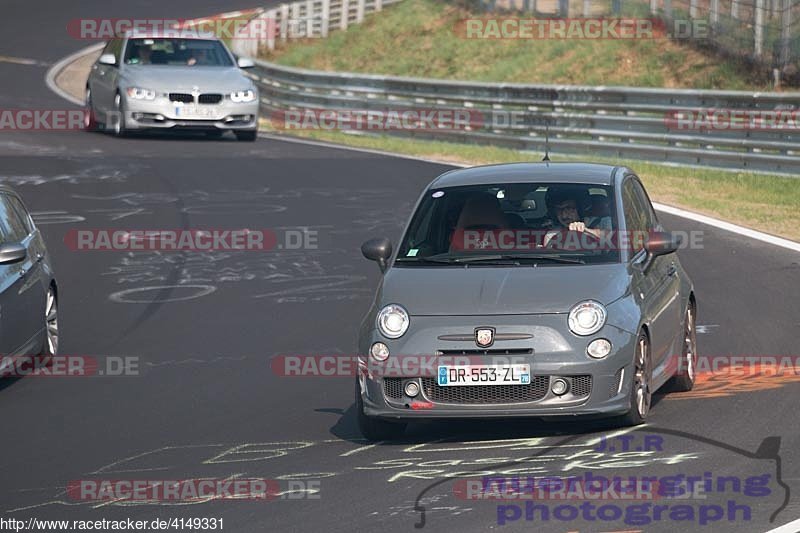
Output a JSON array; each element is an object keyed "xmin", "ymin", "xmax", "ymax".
[
  {"xmin": 175, "ymin": 105, "xmax": 219, "ymax": 118},
  {"xmin": 437, "ymin": 364, "xmax": 531, "ymax": 386}
]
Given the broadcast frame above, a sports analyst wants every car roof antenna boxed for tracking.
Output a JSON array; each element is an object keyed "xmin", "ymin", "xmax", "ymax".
[{"xmin": 542, "ymin": 120, "xmax": 551, "ymax": 162}]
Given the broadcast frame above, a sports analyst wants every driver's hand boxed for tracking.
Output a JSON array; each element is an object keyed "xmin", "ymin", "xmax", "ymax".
[{"xmin": 568, "ymin": 221, "xmax": 586, "ymax": 232}]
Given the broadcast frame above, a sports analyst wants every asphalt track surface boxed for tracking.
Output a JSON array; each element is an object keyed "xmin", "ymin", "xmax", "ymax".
[{"xmin": 1, "ymin": 2, "xmax": 800, "ymax": 532}]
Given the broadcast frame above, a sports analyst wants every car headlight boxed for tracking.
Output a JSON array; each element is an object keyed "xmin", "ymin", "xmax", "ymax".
[
  {"xmin": 126, "ymin": 87, "xmax": 156, "ymax": 100},
  {"xmin": 377, "ymin": 304, "xmax": 409, "ymax": 339},
  {"xmin": 230, "ymin": 90, "xmax": 256, "ymax": 103},
  {"xmin": 568, "ymin": 300, "xmax": 607, "ymax": 336}
]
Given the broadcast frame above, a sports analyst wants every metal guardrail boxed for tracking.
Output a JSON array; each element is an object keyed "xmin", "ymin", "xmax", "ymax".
[{"xmin": 250, "ymin": 59, "xmax": 800, "ymax": 173}]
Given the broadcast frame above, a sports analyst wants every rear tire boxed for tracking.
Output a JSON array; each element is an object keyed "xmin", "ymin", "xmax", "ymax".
[
  {"xmin": 616, "ymin": 332, "xmax": 651, "ymax": 427},
  {"xmin": 235, "ymin": 130, "xmax": 257, "ymax": 142},
  {"xmin": 669, "ymin": 301, "xmax": 697, "ymax": 392},
  {"xmin": 355, "ymin": 379, "xmax": 406, "ymax": 441}
]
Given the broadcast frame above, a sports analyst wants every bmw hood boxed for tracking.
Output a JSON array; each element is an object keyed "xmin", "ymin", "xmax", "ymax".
[
  {"xmin": 122, "ymin": 66, "xmax": 253, "ymax": 92},
  {"xmin": 380, "ymin": 263, "xmax": 630, "ymax": 316}
]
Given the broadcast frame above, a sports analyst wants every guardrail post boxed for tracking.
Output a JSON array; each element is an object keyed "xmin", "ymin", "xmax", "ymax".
[
  {"xmin": 710, "ymin": 0, "xmax": 719, "ymax": 25},
  {"xmin": 559, "ymin": 0, "xmax": 569, "ymax": 17},
  {"xmin": 280, "ymin": 3, "xmax": 290, "ymax": 41},
  {"xmin": 650, "ymin": 0, "xmax": 657, "ymax": 15},
  {"xmin": 731, "ymin": 0, "xmax": 739, "ymax": 19},
  {"xmin": 356, "ymin": 0, "xmax": 366, "ymax": 23},
  {"xmin": 583, "ymin": 0, "xmax": 591, "ymax": 17},
  {"xmin": 290, "ymin": 2, "xmax": 301, "ymax": 38},
  {"xmin": 663, "ymin": 0, "xmax": 672, "ymax": 20},
  {"xmin": 376, "ymin": 0, "xmax": 383, "ymax": 11},
  {"xmin": 754, "ymin": 0, "xmax": 765, "ymax": 58},
  {"xmin": 341, "ymin": 0, "xmax": 350, "ymax": 29},
  {"xmin": 321, "ymin": 0, "xmax": 330, "ymax": 37},
  {"xmin": 266, "ymin": 10, "xmax": 277, "ymax": 50},
  {"xmin": 611, "ymin": 0, "xmax": 621, "ymax": 15},
  {"xmin": 689, "ymin": 0, "xmax": 698, "ymax": 19}
]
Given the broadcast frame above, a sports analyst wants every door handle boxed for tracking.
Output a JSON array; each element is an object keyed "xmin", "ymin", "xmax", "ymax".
[{"xmin": 667, "ymin": 263, "xmax": 677, "ymax": 277}]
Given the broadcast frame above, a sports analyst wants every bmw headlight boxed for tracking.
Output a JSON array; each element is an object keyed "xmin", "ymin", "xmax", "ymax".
[
  {"xmin": 568, "ymin": 300, "xmax": 607, "ymax": 336},
  {"xmin": 377, "ymin": 304, "xmax": 409, "ymax": 339},
  {"xmin": 230, "ymin": 90, "xmax": 256, "ymax": 103},
  {"xmin": 126, "ymin": 87, "xmax": 156, "ymax": 100}
]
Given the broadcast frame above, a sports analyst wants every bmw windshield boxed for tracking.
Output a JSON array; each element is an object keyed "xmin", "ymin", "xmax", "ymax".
[
  {"xmin": 395, "ymin": 182, "xmax": 622, "ymax": 265},
  {"xmin": 123, "ymin": 38, "xmax": 234, "ymax": 67}
]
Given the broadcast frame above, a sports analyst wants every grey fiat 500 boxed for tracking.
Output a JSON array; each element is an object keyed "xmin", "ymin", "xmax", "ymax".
[{"xmin": 356, "ymin": 163, "xmax": 697, "ymax": 440}]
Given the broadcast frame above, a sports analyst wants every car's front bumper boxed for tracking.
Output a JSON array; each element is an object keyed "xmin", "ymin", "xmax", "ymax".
[
  {"xmin": 358, "ymin": 314, "xmax": 637, "ymax": 420},
  {"xmin": 123, "ymin": 97, "xmax": 259, "ymax": 130}
]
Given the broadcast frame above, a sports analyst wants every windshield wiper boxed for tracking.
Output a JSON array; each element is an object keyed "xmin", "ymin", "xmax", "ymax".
[{"xmin": 417, "ymin": 254, "xmax": 585, "ymax": 265}]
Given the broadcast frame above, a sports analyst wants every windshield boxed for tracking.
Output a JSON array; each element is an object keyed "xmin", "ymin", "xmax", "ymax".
[
  {"xmin": 123, "ymin": 38, "xmax": 234, "ymax": 67},
  {"xmin": 396, "ymin": 182, "xmax": 620, "ymax": 266}
]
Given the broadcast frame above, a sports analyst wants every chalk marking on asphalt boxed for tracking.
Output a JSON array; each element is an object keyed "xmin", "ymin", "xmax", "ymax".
[
  {"xmin": 0, "ymin": 55, "xmax": 48, "ymax": 66},
  {"xmin": 44, "ymin": 43, "xmax": 105, "ymax": 106},
  {"xmin": 763, "ymin": 517, "xmax": 800, "ymax": 533},
  {"xmin": 341, "ymin": 442, "xmax": 383, "ymax": 457}
]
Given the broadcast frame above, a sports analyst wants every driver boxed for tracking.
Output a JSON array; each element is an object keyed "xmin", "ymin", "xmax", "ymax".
[{"xmin": 544, "ymin": 186, "xmax": 607, "ymax": 247}]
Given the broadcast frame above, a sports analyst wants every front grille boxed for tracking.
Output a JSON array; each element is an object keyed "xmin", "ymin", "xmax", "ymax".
[
  {"xmin": 437, "ymin": 349, "xmax": 533, "ymax": 356},
  {"xmin": 383, "ymin": 378, "xmax": 403, "ymax": 400},
  {"xmin": 198, "ymin": 93, "xmax": 223, "ymax": 104},
  {"xmin": 169, "ymin": 93, "xmax": 194, "ymax": 103},
  {"xmin": 421, "ymin": 376, "xmax": 549, "ymax": 404},
  {"xmin": 570, "ymin": 375, "xmax": 592, "ymax": 397}
]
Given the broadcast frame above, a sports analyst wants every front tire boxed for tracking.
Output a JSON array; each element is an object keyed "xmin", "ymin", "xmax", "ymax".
[
  {"xmin": 617, "ymin": 332, "xmax": 651, "ymax": 426},
  {"xmin": 39, "ymin": 286, "xmax": 58, "ymax": 365},
  {"xmin": 112, "ymin": 93, "xmax": 128, "ymax": 137},
  {"xmin": 84, "ymin": 88, "xmax": 99, "ymax": 131},
  {"xmin": 670, "ymin": 301, "xmax": 697, "ymax": 392},
  {"xmin": 355, "ymin": 379, "xmax": 406, "ymax": 441}
]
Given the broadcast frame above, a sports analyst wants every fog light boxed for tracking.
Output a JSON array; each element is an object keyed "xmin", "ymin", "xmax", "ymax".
[
  {"xmin": 370, "ymin": 342, "xmax": 389, "ymax": 362},
  {"xmin": 587, "ymin": 338, "xmax": 612, "ymax": 359},
  {"xmin": 404, "ymin": 381, "xmax": 419, "ymax": 397},
  {"xmin": 551, "ymin": 378, "xmax": 569, "ymax": 396}
]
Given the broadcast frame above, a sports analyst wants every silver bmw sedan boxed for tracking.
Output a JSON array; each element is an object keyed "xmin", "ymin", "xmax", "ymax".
[{"xmin": 85, "ymin": 30, "xmax": 260, "ymax": 141}]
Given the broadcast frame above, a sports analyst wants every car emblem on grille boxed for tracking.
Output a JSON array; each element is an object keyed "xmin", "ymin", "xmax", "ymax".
[{"xmin": 475, "ymin": 327, "xmax": 495, "ymax": 347}]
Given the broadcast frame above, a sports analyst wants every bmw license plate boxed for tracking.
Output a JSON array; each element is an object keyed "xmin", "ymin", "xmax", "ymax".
[
  {"xmin": 175, "ymin": 105, "xmax": 219, "ymax": 118},
  {"xmin": 437, "ymin": 364, "xmax": 530, "ymax": 386}
]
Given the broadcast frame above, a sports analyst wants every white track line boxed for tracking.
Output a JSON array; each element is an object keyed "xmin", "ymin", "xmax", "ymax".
[
  {"xmin": 763, "ymin": 518, "xmax": 800, "ymax": 533},
  {"xmin": 43, "ymin": 47, "xmax": 800, "ymax": 255},
  {"xmin": 44, "ymin": 43, "xmax": 104, "ymax": 106}
]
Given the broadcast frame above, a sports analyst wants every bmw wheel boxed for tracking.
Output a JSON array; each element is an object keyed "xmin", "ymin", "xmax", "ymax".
[
  {"xmin": 112, "ymin": 93, "xmax": 128, "ymax": 137},
  {"xmin": 84, "ymin": 88, "xmax": 99, "ymax": 131}
]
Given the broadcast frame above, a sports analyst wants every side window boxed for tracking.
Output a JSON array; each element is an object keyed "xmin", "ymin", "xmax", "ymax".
[
  {"xmin": 0, "ymin": 195, "xmax": 30, "ymax": 242},
  {"xmin": 631, "ymin": 179, "xmax": 659, "ymax": 230},
  {"xmin": 622, "ymin": 180, "xmax": 647, "ymax": 253},
  {"xmin": 7, "ymin": 196, "xmax": 34, "ymax": 235}
]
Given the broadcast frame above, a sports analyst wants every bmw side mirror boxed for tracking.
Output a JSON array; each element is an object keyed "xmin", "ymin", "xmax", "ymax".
[
  {"xmin": 361, "ymin": 238, "xmax": 392, "ymax": 273},
  {"xmin": 237, "ymin": 57, "xmax": 255, "ymax": 69},
  {"xmin": 645, "ymin": 231, "xmax": 681, "ymax": 257},
  {"xmin": 0, "ymin": 243, "xmax": 27, "ymax": 265},
  {"xmin": 98, "ymin": 53, "xmax": 117, "ymax": 66}
]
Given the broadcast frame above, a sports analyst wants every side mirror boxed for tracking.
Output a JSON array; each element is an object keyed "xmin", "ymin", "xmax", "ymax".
[
  {"xmin": 361, "ymin": 238, "xmax": 392, "ymax": 273},
  {"xmin": 645, "ymin": 231, "xmax": 681, "ymax": 258},
  {"xmin": 237, "ymin": 57, "xmax": 255, "ymax": 69},
  {"xmin": 98, "ymin": 53, "xmax": 117, "ymax": 66},
  {"xmin": 0, "ymin": 243, "xmax": 27, "ymax": 265}
]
